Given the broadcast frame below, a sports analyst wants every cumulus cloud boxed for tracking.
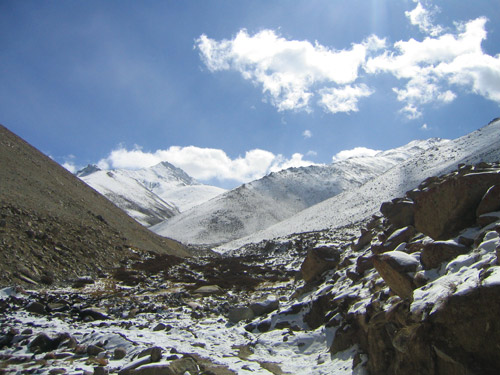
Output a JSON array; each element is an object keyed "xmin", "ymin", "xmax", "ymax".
[
  {"xmin": 62, "ymin": 162, "xmax": 77, "ymax": 173},
  {"xmin": 366, "ymin": 15, "xmax": 500, "ymax": 118},
  {"xmin": 405, "ymin": 1, "xmax": 443, "ymax": 36},
  {"xmin": 302, "ymin": 130, "xmax": 312, "ymax": 138},
  {"xmin": 319, "ymin": 84, "xmax": 373, "ymax": 114},
  {"xmin": 332, "ymin": 147, "xmax": 381, "ymax": 162},
  {"xmin": 197, "ymin": 4, "xmax": 500, "ymax": 120},
  {"xmin": 196, "ymin": 30, "xmax": 384, "ymax": 113},
  {"xmin": 97, "ymin": 145, "xmax": 317, "ymax": 184}
]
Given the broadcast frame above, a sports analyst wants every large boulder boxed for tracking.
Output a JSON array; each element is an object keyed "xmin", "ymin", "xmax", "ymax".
[
  {"xmin": 300, "ymin": 246, "xmax": 341, "ymax": 283},
  {"xmin": 380, "ymin": 198, "xmax": 415, "ymax": 229},
  {"xmin": 477, "ymin": 185, "xmax": 500, "ymax": 216},
  {"xmin": 413, "ymin": 171, "xmax": 500, "ymax": 240},
  {"xmin": 373, "ymin": 251, "xmax": 419, "ymax": 300}
]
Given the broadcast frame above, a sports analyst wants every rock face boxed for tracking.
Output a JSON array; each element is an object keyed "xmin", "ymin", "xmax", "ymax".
[
  {"xmin": 0, "ymin": 124, "xmax": 189, "ymax": 286},
  {"xmin": 413, "ymin": 170, "xmax": 500, "ymax": 240},
  {"xmin": 300, "ymin": 246, "xmax": 341, "ymax": 283},
  {"xmin": 372, "ymin": 251, "xmax": 419, "ymax": 300}
]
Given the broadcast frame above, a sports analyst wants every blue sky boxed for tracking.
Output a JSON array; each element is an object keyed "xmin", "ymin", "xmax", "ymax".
[{"xmin": 1, "ymin": 0, "xmax": 499, "ymax": 188}]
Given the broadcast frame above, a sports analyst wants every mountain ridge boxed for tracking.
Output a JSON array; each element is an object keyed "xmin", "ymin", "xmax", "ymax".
[{"xmin": 152, "ymin": 138, "xmax": 447, "ymax": 247}]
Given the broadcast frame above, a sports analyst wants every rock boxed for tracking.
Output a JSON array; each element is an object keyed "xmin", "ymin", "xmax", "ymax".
[
  {"xmin": 26, "ymin": 301, "xmax": 46, "ymax": 315},
  {"xmin": 228, "ymin": 307, "xmax": 255, "ymax": 323},
  {"xmin": 413, "ymin": 171, "xmax": 500, "ymax": 240},
  {"xmin": 152, "ymin": 323, "xmax": 167, "ymax": 332},
  {"xmin": 330, "ymin": 324, "xmax": 358, "ymax": 355},
  {"xmin": 87, "ymin": 344, "xmax": 105, "ymax": 356},
  {"xmin": 356, "ymin": 255, "xmax": 374, "ymax": 274},
  {"xmin": 352, "ymin": 228, "xmax": 373, "ymax": 251},
  {"xmin": 167, "ymin": 357, "xmax": 199, "ymax": 374},
  {"xmin": 80, "ymin": 308, "xmax": 110, "ymax": 321},
  {"xmin": 380, "ymin": 198, "xmax": 415, "ymax": 229},
  {"xmin": 300, "ymin": 246, "xmax": 341, "ymax": 283},
  {"xmin": 137, "ymin": 346, "xmax": 163, "ymax": 363},
  {"xmin": 28, "ymin": 333, "xmax": 58, "ymax": 353},
  {"xmin": 93, "ymin": 367, "xmax": 109, "ymax": 375},
  {"xmin": 113, "ymin": 347, "xmax": 127, "ymax": 360},
  {"xmin": 373, "ymin": 251, "xmax": 419, "ymax": 300},
  {"xmin": 372, "ymin": 226, "xmax": 416, "ymax": 254},
  {"xmin": 420, "ymin": 241, "xmax": 469, "ymax": 270},
  {"xmin": 476, "ymin": 184, "xmax": 500, "ymax": 216},
  {"xmin": 477, "ymin": 212, "xmax": 500, "ymax": 227},
  {"xmin": 249, "ymin": 296, "xmax": 279, "ymax": 316},
  {"xmin": 73, "ymin": 276, "xmax": 95, "ymax": 288},
  {"xmin": 192, "ymin": 285, "xmax": 224, "ymax": 295}
]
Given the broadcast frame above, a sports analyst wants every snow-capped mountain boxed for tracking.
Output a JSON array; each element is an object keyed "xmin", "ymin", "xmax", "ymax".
[
  {"xmin": 152, "ymin": 138, "xmax": 447, "ymax": 246},
  {"xmin": 77, "ymin": 161, "xmax": 225, "ymax": 227},
  {"xmin": 220, "ymin": 117, "xmax": 500, "ymax": 252}
]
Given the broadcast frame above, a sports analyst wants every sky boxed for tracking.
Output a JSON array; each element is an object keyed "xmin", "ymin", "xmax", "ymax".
[{"xmin": 1, "ymin": 0, "xmax": 500, "ymax": 189}]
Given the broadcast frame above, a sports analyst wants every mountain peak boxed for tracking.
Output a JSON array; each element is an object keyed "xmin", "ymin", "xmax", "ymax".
[{"xmin": 76, "ymin": 164, "xmax": 101, "ymax": 177}]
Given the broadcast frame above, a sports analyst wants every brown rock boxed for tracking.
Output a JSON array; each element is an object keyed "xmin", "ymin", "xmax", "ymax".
[
  {"xmin": 420, "ymin": 241, "xmax": 469, "ymax": 270},
  {"xmin": 356, "ymin": 255, "xmax": 374, "ymax": 274},
  {"xmin": 414, "ymin": 171, "xmax": 500, "ymax": 240},
  {"xmin": 373, "ymin": 251, "xmax": 419, "ymax": 300},
  {"xmin": 380, "ymin": 199, "xmax": 415, "ymax": 229},
  {"xmin": 300, "ymin": 246, "xmax": 341, "ymax": 283},
  {"xmin": 476, "ymin": 184, "xmax": 500, "ymax": 216}
]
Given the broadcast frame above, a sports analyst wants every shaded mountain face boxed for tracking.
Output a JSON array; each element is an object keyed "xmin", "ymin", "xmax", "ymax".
[
  {"xmin": 151, "ymin": 138, "xmax": 447, "ymax": 247},
  {"xmin": 78, "ymin": 162, "xmax": 225, "ymax": 226},
  {"xmin": 0, "ymin": 124, "xmax": 190, "ymax": 287}
]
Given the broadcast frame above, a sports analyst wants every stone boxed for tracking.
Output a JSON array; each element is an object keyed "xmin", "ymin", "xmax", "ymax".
[
  {"xmin": 356, "ymin": 255, "xmax": 374, "ymax": 274},
  {"xmin": 80, "ymin": 308, "xmax": 110, "ymax": 321},
  {"xmin": 113, "ymin": 347, "xmax": 127, "ymax": 360},
  {"xmin": 476, "ymin": 184, "xmax": 500, "ymax": 216},
  {"xmin": 93, "ymin": 367, "xmax": 109, "ymax": 375},
  {"xmin": 228, "ymin": 307, "xmax": 255, "ymax": 323},
  {"xmin": 373, "ymin": 251, "xmax": 419, "ymax": 300},
  {"xmin": 152, "ymin": 323, "xmax": 167, "ymax": 332},
  {"xmin": 26, "ymin": 301, "xmax": 46, "ymax": 315},
  {"xmin": 372, "ymin": 226, "xmax": 416, "ymax": 254},
  {"xmin": 330, "ymin": 324, "xmax": 358, "ymax": 355},
  {"xmin": 352, "ymin": 228, "xmax": 373, "ymax": 251},
  {"xmin": 28, "ymin": 333, "xmax": 58, "ymax": 353},
  {"xmin": 414, "ymin": 171, "xmax": 500, "ymax": 240},
  {"xmin": 300, "ymin": 246, "xmax": 341, "ymax": 283},
  {"xmin": 380, "ymin": 198, "xmax": 415, "ymax": 229},
  {"xmin": 192, "ymin": 285, "xmax": 223, "ymax": 295},
  {"xmin": 249, "ymin": 297, "xmax": 279, "ymax": 316},
  {"xmin": 420, "ymin": 241, "xmax": 469, "ymax": 270},
  {"xmin": 87, "ymin": 344, "xmax": 105, "ymax": 356}
]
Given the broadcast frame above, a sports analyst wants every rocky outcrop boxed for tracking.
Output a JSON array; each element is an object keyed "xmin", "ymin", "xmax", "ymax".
[
  {"xmin": 300, "ymin": 246, "xmax": 341, "ymax": 283},
  {"xmin": 413, "ymin": 168, "xmax": 500, "ymax": 240},
  {"xmin": 372, "ymin": 251, "xmax": 419, "ymax": 300}
]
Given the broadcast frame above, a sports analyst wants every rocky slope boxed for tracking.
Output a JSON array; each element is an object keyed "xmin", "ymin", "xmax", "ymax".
[
  {"xmin": 152, "ymin": 139, "xmax": 446, "ymax": 247},
  {"xmin": 0, "ymin": 124, "xmax": 190, "ymax": 287},
  {"xmin": 78, "ymin": 162, "xmax": 226, "ymax": 226},
  {"xmin": 221, "ymin": 118, "xmax": 500, "ymax": 252}
]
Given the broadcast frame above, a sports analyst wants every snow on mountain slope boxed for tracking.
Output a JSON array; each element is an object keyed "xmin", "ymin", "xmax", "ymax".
[
  {"xmin": 78, "ymin": 161, "xmax": 225, "ymax": 226},
  {"xmin": 220, "ymin": 118, "xmax": 500, "ymax": 252},
  {"xmin": 152, "ymin": 138, "xmax": 446, "ymax": 246}
]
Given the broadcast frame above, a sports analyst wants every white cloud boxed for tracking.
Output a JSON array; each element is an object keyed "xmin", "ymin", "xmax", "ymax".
[
  {"xmin": 302, "ymin": 130, "xmax": 312, "ymax": 138},
  {"xmin": 366, "ymin": 16, "xmax": 500, "ymax": 118},
  {"xmin": 421, "ymin": 123, "xmax": 429, "ymax": 130},
  {"xmin": 319, "ymin": 84, "xmax": 373, "ymax": 114},
  {"xmin": 196, "ymin": 30, "xmax": 384, "ymax": 113},
  {"xmin": 306, "ymin": 150, "xmax": 318, "ymax": 157},
  {"xmin": 405, "ymin": 1, "xmax": 443, "ymax": 36},
  {"xmin": 97, "ymin": 145, "xmax": 317, "ymax": 184},
  {"xmin": 62, "ymin": 161, "xmax": 77, "ymax": 173},
  {"xmin": 332, "ymin": 147, "xmax": 381, "ymax": 162}
]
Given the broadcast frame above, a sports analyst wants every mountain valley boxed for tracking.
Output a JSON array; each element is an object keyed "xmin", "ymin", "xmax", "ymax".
[{"xmin": 1, "ymin": 119, "xmax": 500, "ymax": 374}]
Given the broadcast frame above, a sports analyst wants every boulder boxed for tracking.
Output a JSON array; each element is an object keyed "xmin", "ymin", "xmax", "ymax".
[
  {"xmin": 228, "ymin": 307, "xmax": 255, "ymax": 323},
  {"xmin": 420, "ymin": 241, "xmax": 469, "ymax": 270},
  {"xmin": 380, "ymin": 199, "xmax": 415, "ymax": 229},
  {"xmin": 192, "ymin": 285, "xmax": 223, "ymax": 295},
  {"xmin": 300, "ymin": 246, "xmax": 341, "ymax": 283},
  {"xmin": 372, "ymin": 226, "xmax": 416, "ymax": 254},
  {"xmin": 476, "ymin": 184, "xmax": 500, "ymax": 217},
  {"xmin": 413, "ymin": 171, "xmax": 500, "ymax": 240},
  {"xmin": 249, "ymin": 297, "xmax": 279, "ymax": 316},
  {"xmin": 356, "ymin": 255, "xmax": 374, "ymax": 274},
  {"xmin": 373, "ymin": 251, "xmax": 419, "ymax": 300}
]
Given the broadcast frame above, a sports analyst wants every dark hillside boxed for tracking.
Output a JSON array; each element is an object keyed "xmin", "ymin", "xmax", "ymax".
[{"xmin": 0, "ymin": 124, "xmax": 189, "ymax": 286}]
